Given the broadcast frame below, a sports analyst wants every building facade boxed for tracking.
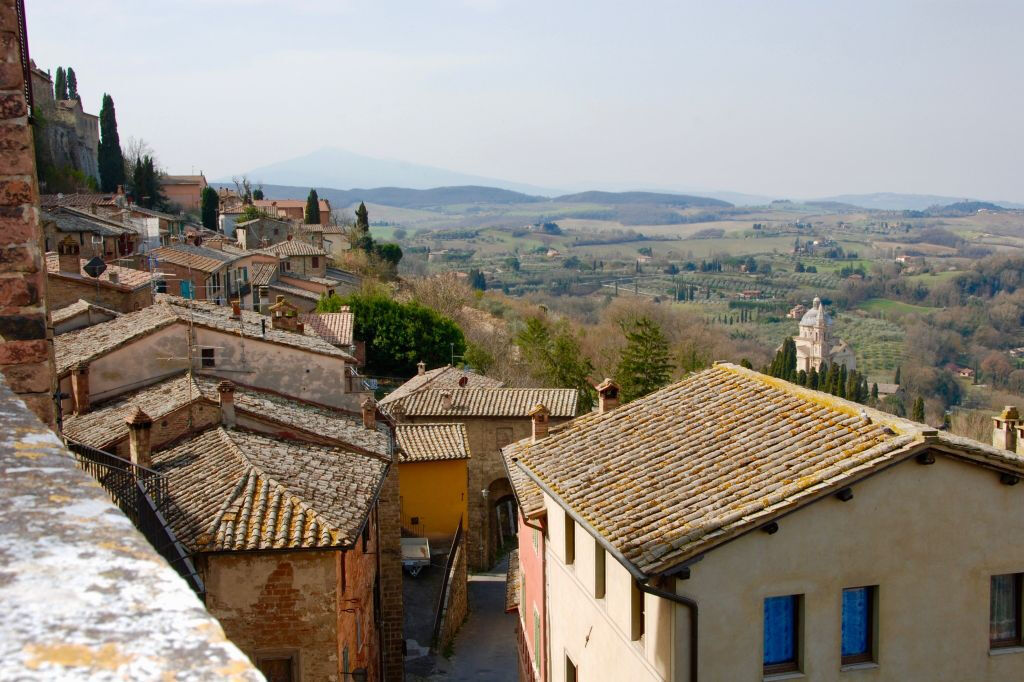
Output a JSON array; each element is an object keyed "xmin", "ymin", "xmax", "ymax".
[{"xmin": 793, "ymin": 296, "xmax": 856, "ymax": 372}]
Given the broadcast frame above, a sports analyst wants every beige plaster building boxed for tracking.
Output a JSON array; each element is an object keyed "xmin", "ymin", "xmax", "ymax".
[
  {"xmin": 505, "ymin": 365, "xmax": 1024, "ymax": 682},
  {"xmin": 793, "ymin": 296, "xmax": 856, "ymax": 372}
]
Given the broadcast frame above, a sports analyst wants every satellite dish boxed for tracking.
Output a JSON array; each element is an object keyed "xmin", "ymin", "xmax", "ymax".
[
  {"xmin": 83, "ymin": 256, "xmax": 107, "ymax": 279},
  {"xmin": 458, "ymin": 376, "xmax": 468, "ymax": 387}
]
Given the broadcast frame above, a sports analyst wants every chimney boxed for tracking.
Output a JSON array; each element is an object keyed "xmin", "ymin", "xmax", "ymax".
[
  {"xmin": 530, "ymin": 403, "xmax": 550, "ymax": 442},
  {"xmin": 230, "ymin": 299, "xmax": 241, "ymax": 319},
  {"xmin": 596, "ymin": 378, "xmax": 620, "ymax": 414},
  {"xmin": 126, "ymin": 406, "xmax": 153, "ymax": 468},
  {"xmin": 185, "ymin": 234, "xmax": 196, "ymax": 246},
  {"xmin": 71, "ymin": 362, "xmax": 90, "ymax": 415},
  {"xmin": 287, "ymin": 234, "xmax": 293, "ymax": 241},
  {"xmin": 993, "ymin": 405, "xmax": 1020, "ymax": 451},
  {"xmin": 57, "ymin": 236, "xmax": 81, "ymax": 274},
  {"xmin": 361, "ymin": 396, "xmax": 376, "ymax": 430},
  {"xmin": 217, "ymin": 380, "xmax": 236, "ymax": 428},
  {"xmin": 441, "ymin": 392, "xmax": 453, "ymax": 411},
  {"xmin": 417, "ymin": 361, "xmax": 426, "ymax": 376},
  {"xmin": 107, "ymin": 270, "xmax": 119, "ymax": 284},
  {"xmin": 268, "ymin": 295, "xmax": 298, "ymax": 331}
]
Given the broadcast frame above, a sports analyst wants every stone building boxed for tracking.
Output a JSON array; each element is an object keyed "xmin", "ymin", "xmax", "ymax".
[
  {"xmin": 45, "ymin": 250, "xmax": 153, "ymax": 312},
  {"xmin": 505, "ymin": 364, "xmax": 1024, "ymax": 682},
  {"xmin": 254, "ymin": 197, "xmax": 333, "ymax": 225},
  {"xmin": 793, "ymin": 296, "xmax": 856, "ymax": 372},
  {"xmin": 28, "ymin": 62, "xmax": 99, "ymax": 183}
]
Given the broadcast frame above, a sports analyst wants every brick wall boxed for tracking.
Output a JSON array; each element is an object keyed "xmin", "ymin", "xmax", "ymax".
[
  {"xmin": 47, "ymin": 273, "xmax": 152, "ymax": 313},
  {"xmin": 377, "ymin": 464, "xmax": 405, "ymax": 681},
  {"xmin": 435, "ymin": 537, "xmax": 468, "ymax": 652},
  {"xmin": 0, "ymin": 2, "xmax": 55, "ymax": 427}
]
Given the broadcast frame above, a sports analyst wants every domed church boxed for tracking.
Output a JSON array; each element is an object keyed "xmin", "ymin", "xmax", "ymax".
[{"xmin": 792, "ymin": 297, "xmax": 856, "ymax": 372}]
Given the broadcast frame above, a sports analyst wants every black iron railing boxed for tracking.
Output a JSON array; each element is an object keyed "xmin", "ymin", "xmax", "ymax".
[
  {"xmin": 431, "ymin": 517, "xmax": 464, "ymax": 649},
  {"xmin": 65, "ymin": 439, "xmax": 205, "ymax": 598}
]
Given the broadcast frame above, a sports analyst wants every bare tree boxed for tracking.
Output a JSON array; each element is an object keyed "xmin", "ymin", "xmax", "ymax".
[
  {"xmin": 123, "ymin": 136, "xmax": 157, "ymax": 179},
  {"xmin": 231, "ymin": 176, "xmax": 253, "ymax": 205}
]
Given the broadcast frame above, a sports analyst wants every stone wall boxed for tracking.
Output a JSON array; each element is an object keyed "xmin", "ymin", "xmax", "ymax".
[
  {"xmin": 0, "ymin": 8, "xmax": 55, "ymax": 427},
  {"xmin": 47, "ymin": 272, "xmax": 152, "ymax": 313},
  {"xmin": 435, "ymin": 536, "xmax": 468, "ymax": 653},
  {"xmin": 377, "ymin": 464, "xmax": 406, "ymax": 681}
]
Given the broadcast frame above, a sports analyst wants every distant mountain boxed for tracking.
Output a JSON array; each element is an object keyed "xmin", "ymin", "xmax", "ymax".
[
  {"xmin": 553, "ymin": 190, "xmax": 732, "ymax": 208},
  {"xmin": 229, "ymin": 147, "xmax": 557, "ymax": 197},
  {"xmin": 214, "ymin": 183, "xmax": 544, "ymax": 210},
  {"xmin": 813, "ymin": 192, "xmax": 1024, "ymax": 211}
]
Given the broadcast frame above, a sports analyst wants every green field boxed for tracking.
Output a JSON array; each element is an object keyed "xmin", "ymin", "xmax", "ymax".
[{"xmin": 859, "ymin": 298, "xmax": 936, "ymax": 316}]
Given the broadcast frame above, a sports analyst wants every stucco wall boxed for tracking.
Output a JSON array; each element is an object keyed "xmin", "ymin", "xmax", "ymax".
[
  {"xmin": 517, "ymin": 512, "xmax": 547, "ymax": 681},
  {"xmin": 398, "ymin": 459, "xmax": 468, "ymax": 543}
]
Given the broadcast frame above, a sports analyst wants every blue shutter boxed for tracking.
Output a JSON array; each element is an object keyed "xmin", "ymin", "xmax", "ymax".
[
  {"xmin": 180, "ymin": 280, "xmax": 193, "ymax": 299},
  {"xmin": 764, "ymin": 595, "xmax": 796, "ymax": 664},
  {"xmin": 842, "ymin": 587, "xmax": 870, "ymax": 657}
]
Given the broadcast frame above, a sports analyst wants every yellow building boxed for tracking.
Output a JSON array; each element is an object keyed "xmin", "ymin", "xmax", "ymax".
[{"xmin": 396, "ymin": 423, "xmax": 470, "ymax": 544}]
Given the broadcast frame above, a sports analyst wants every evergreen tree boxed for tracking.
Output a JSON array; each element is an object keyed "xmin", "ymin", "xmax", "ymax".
[
  {"xmin": 797, "ymin": 369, "xmax": 807, "ymax": 386},
  {"xmin": 97, "ymin": 94, "xmax": 125, "ymax": 192},
  {"xmin": 515, "ymin": 317, "xmax": 596, "ymax": 412},
  {"xmin": 252, "ymin": 186, "xmax": 264, "ymax": 200},
  {"xmin": 894, "ymin": 365, "xmax": 901, "ymax": 385},
  {"xmin": 912, "ymin": 396, "xmax": 925, "ymax": 422},
  {"xmin": 838, "ymin": 364, "xmax": 848, "ymax": 399},
  {"xmin": 614, "ymin": 317, "xmax": 674, "ymax": 403},
  {"xmin": 740, "ymin": 358, "xmax": 753, "ymax": 369},
  {"xmin": 66, "ymin": 67, "xmax": 79, "ymax": 100},
  {"xmin": 304, "ymin": 189, "xmax": 321, "ymax": 224},
  {"xmin": 807, "ymin": 366, "xmax": 819, "ymax": 389},
  {"xmin": 350, "ymin": 201, "xmax": 374, "ymax": 253},
  {"xmin": 468, "ymin": 268, "xmax": 486, "ymax": 291},
  {"xmin": 824, "ymin": 363, "xmax": 839, "ymax": 395},
  {"xmin": 200, "ymin": 186, "xmax": 219, "ymax": 230},
  {"xmin": 846, "ymin": 370, "xmax": 859, "ymax": 402},
  {"xmin": 54, "ymin": 67, "xmax": 67, "ymax": 100},
  {"xmin": 130, "ymin": 155, "xmax": 165, "ymax": 209},
  {"xmin": 871, "ymin": 382, "xmax": 879, "ymax": 401}
]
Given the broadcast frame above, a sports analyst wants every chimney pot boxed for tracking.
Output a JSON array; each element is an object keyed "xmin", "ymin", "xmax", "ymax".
[
  {"xmin": 994, "ymin": 405, "xmax": 1020, "ymax": 452},
  {"xmin": 596, "ymin": 378, "xmax": 620, "ymax": 414},
  {"xmin": 417, "ymin": 361, "xmax": 426, "ymax": 376},
  {"xmin": 126, "ymin": 406, "xmax": 153, "ymax": 468},
  {"xmin": 107, "ymin": 271, "xmax": 119, "ymax": 284},
  {"xmin": 230, "ymin": 299, "xmax": 241, "ymax": 319},
  {"xmin": 71, "ymin": 362, "xmax": 90, "ymax": 415},
  {"xmin": 217, "ymin": 380, "xmax": 236, "ymax": 427},
  {"xmin": 529, "ymin": 403, "xmax": 550, "ymax": 442},
  {"xmin": 361, "ymin": 396, "xmax": 377, "ymax": 430},
  {"xmin": 441, "ymin": 392, "xmax": 453, "ymax": 411}
]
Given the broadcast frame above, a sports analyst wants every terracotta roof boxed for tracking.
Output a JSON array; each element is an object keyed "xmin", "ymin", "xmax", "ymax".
[
  {"xmin": 503, "ymin": 446, "xmax": 545, "ymax": 519},
  {"xmin": 40, "ymin": 193, "xmax": 117, "ymax": 208},
  {"xmin": 62, "ymin": 372, "xmax": 391, "ymax": 455},
  {"xmin": 387, "ymin": 387, "xmax": 577, "ymax": 418},
  {"xmin": 379, "ymin": 365, "xmax": 504, "ymax": 406},
  {"xmin": 42, "ymin": 208, "xmax": 134, "ymax": 237},
  {"xmin": 508, "ymin": 364, "xmax": 1024, "ymax": 577},
  {"xmin": 154, "ymin": 427, "xmax": 387, "ymax": 552},
  {"xmin": 396, "ymin": 423, "xmax": 470, "ymax": 462},
  {"xmin": 267, "ymin": 282, "xmax": 321, "ymax": 301},
  {"xmin": 280, "ymin": 272, "xmax": 343, "ymax": 287},
  {"xmin": 50, "ymin": 299, "xmax": 120, "ymax": 326},
  {"xmin": 46, "ymin": 253, "xmax": 154, "ymax": 290},
  {"xmin": 296, "ymin": 223, "xmax": 325, "ymax": 233},
  {"xmin": 505, "ymin": 549, "xmax": 520, "ymax": 612},
  {"xmin": 54, "ymin": 295, "xmax": 354, "ymax": 374},
  {"xmin": 149, "ymin": 243, "xmax": 242, "ymax": 272},
  {"xmin": 301, "ymin": 311, "xmax": 354, "ymax": 347},
  {"xmin": 254, "ymin": 199, "xmax": 331, "ymax": 212},
  {"xmin": 257, "ymin": 240, "xmax": 327, "ymax": 257},
  {"xmin": 321, "ymin": 225, "xmax": 347, "ymax": 235},
  {"xmin": 249, "ymin": 262, "xmax": 278, "ymax": 287},
  {"xmin": 162, "ymin": 175, "xmax": 207, "ymax": 185}
]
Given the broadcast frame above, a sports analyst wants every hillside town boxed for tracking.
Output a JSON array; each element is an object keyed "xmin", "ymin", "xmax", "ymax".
[{"xmin": 4, "ymin": 3, "xmax": 1024, "ymax": 682}]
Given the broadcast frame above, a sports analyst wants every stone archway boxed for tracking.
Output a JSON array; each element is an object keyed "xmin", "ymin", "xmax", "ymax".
[{"xmin": 484, "ymin": 477, "xmax": 516, "ymax": 569}]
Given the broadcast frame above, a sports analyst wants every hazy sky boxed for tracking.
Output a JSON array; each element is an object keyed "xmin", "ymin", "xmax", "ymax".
[{"xmin": 26, "ymin": 1, "xmax": 1024, "ymax": 200}]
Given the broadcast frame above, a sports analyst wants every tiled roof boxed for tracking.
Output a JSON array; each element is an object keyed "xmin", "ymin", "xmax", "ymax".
[
  {"xmin": 42, "ymin": 208, "xmax": 133, "ymax": 237},
  {"xmin": 62, "ymin": 372, "xmax": 390, "ymax": 455},
  {"xmin": 268, "ymin": 282, "xmax": 321, "ymax": 301},
  {"xmin": 505, "ymin": 549, "xmax": 520, "ymax": 612},
  {"xmin": 295, "ymin": 223, "xmax": 325, "ymax": 233},
  {"xmin": 46, "ymin": 253, "xmax": 154, "ymax": 289},
  {"xmin": 503, "ymin": 446, "xmax": 545, "ymax": 519},
  {"xmin": 326, "ymin": 267, "xmax": 361, "ymax": 286},
  {"xmin": 250, "ymin": 262, "xmax": 278, "ymax": 287},
  {"xmin": 396, "ymin": 423, "xmax": 470, "ymax": 462},
  {"xmin": 387, "ymin": 387, "xmax": 577, "ymax": 418},
  {"xmin": 321, "ymin": 225, "xmax": 347, "ymax": 235},
  {"xmin": 40, "ymin": 193, "xmax": 116, "ymax": 208},
  {"xmin": 154, "ymin": 427, "xmax": 387, "ymax": 552},
  {"xmin": 162, "ymin": 175, "xmax": 207, "ymax": 185},
  {"xmin": 508, "ymin": 364, "xmax": 1024, "ymax": 577},
  {"xmin": 50, "ymin": 299, "xmax": 120, "ymax": 326},
  {"xmin": 379, "ymin": 365, "xmax": 504, "ymax": 406},
  {"xmin": 254, "ymin": 199, "xmax": 330, "ymax": 212},
  {"xmin": 301, "ymin": 310, "xmax": 354, "ymax": 347},
  {"xmin": 257, "ymin": 240, "xmax": 327, "ymax": 257},
  {"xmin": 150, "ymin": 243, "xmax": 241, "ymax": 272},
  {"xmin": 280, "ymin": 272, "xmax": 342, "ymax": 286},
  {"xmin": 54, "ymin": 295, "xmax": 354, "ymax": 374}
]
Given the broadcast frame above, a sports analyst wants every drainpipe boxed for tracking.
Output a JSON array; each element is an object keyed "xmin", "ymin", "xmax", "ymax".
[
  {"xmin": 637, "ymin": 579, "xmax": 698, "ymax": 682},
  {"xmin": 520, "ymin": 513, "xmax": 549, "ymax": 682}
]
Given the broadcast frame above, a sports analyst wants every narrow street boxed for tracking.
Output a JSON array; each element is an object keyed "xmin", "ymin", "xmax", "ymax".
[{"xmin": 407, "ymin": 554, "xmax": 518, "ymax": 681}]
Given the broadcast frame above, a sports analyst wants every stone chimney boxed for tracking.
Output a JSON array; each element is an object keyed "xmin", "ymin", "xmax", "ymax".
[
  {"xmin": 230, "ymin": 299, "xmax": 241, "ymax": 320},
  {"xmin": 530, "ymin": 403, "xmax": 550, "ymax": 442},
  {"xmin": 441, "ymin": 392, "xmax": 453, "ymax": 411},
  {"xmin": 107, "ymin": 270, "xmax": 119, "ymax": 284},
  {"xmin": 71, "ymin": 362, "xmax": 89, "ymax": 415},
  {"xmin": 596, "ymin": 378, "xmax": 620, "ymax": 414},
  {"xmin": 57, "ymin": 235, "xmax": 80, "ymax": 274},
  {"xmin": 268, "ymin": 295, "xmax": 299, "ymax": 331},
  {"xmin": 126, "ymin": 406, "xmax": 153, "ymax": 468},
  {"xmin": 993, "ymin": 405, "xmax": 1020, "ymax": 451},
  {"xmin": 361, "ymin": 396, "xmax": 376, "ymax": 430},
  {"xmin": 217, "ymin": 380, "xmax": 236, "ymax": 428},
  {"xmin": 417, "ymin": 361, "xmax": 426, "ymax": 376}
]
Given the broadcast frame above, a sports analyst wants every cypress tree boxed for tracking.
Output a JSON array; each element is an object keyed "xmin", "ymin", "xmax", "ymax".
[
  {"xmin": 871, "ymin": 382, "xmax": 879, "ymax": 401},
  {"xmin": 351, "ymin": 201, "xmax": 373, "ymax": 253},
  {"xmin": 846, "ymin": 370, "xmax": 859, "ymax": 402},
  {"xmin": 894, "ymin": 365, "xmax": 901, "ymax": 385},
  {"xmin": 304, "ymin": 189, "xmax": 321, "ymax": 224},
  {"xmin": 797, "ymin": 369, "xmax": 807, "ymax": 386},
  {"xmin": 252, "ymin": 186, "xmax": 264, "ymax": 200},
  {"xmin": 824, "ymin": 364, "xmax": 838, "ymax": 395},
  {"xmin": 66, "ymin": 67, "xmax": 79, "ymax": 100},
  {"xmin": 807, "ymin": 366, "xmax": 819, "ymax": 389},
  {"xmin": 130, "ymin": 155, "xmax": 165, "ymax": 209},
  {"xmin": 912, "ymin": 396, "xmax": 925, "ymax": 422},
  {"xmin": 54, "ymin": 67, "xmax": 67, "ymax": 100},
  {"xmin": 200, "ymin": 186, "xmax": 219, "ymax": 230},
  {"xmin": 740, "ymin": 358, "xmax": 753, "ymax": 369},
  {"xmin": 838, "ymin": 365, "xmax": 848, "ymax": 398},
  {"xmin": 97, "ymin": 94, "xmax": 125, "ymax": 192}
]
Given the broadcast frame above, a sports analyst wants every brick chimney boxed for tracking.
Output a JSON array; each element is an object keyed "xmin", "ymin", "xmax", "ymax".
[
  {"xmin": 596, "ymin": 378, "xmax": 620, "ymax": 414},
  {"xmin": 107, "ymin": 270, "xmax": 119, "ymax": 284},
  {"xmin": 230, "ymin": 299, "xmax": 241, "ymax": 320},
  {"xmin": 268, "ymin": 295, "xmax": 298, "ymax": 331},
  {"xmin": 417, "ymin": 361, "xmax": 426, "ymax": 376},
  {"xmin": 217, "ymin": 380, "xmax": 236, "ymax": 428},
  {"xmin": 57, "ymin": 235, "xmax": 80, "ymax": 274},
  {"xmin": 361, "ymin": 396, "xmax": 376, "ymax": 430},
  {"xmin": 441, "ymin": 392, "xmax": 453, "ymax": 411},
  {"xmin": 530, "ymin": 403, "xmax": 550, "ymax": 442},
  {"xmin": 126, "ymin": 406, "xmax": 153, "ymax": 468},
  {"xmin": 71, "ymin": 362, "xmax": 89, "ymax": 415},
  {"xmin": 993, "ymin": 406, "xmax": 1019, "ymax": 451}
]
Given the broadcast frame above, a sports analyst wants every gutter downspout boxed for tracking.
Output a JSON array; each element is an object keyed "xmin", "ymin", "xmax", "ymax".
[{"xmin": 638, "ymin": 579, "xmax": 699, "ymax": 682}]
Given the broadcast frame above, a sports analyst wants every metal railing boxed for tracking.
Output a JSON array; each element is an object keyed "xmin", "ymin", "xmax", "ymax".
[
  {"xmin": 65, "ymin": 439, "xmax": 205, "ymax": 598},
  {"xmin": 431, "ymin": 517, "xmax": 464, "ymax": 649}
]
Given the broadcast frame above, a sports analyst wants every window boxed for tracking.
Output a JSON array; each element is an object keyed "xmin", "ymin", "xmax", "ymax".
[
  {"xmin": 201, "ymin": 348, "xmax": 215, "ymax": 368},
  {"xmin": 311, "ymin": 256, "xmax": 319, "ymax": 268},
  {"xmin": 631, "ymin": 581, "xmax": 645, "ymax": 641},
  {"xmin": 764, "ymin": 595, "xmax": 800, "ymax": 674},
  {"xmin": 594, "ymin": 545, "xmax": 606, "ymax": 599},
  {"xmin": 533, "ymin": 607, "xmax": 542, "ymax": 670},
  {"xmin": 285, "ymin": 261, "xmax": 291, "ymax": 271},
  {"xmin": 180, "ymin": 280, "xmax": 194, "ymax": 299},
  {"xmin": 155, "ymin": 279, "xmax": 167, "ymax": 294},
  {"xmin": 991, "ymin": 573, "xmax": 1023, "ymax": 649},
  {"xmin": 564, "ymin": 511, "xmax": 575, "ymax": 565},
  {"xmin": 842, "ymin": 586, "xmax": 876, "ymax": 665},
  {"xmin": 255, "ymin": 653, "xmax": 296, "ymax": 682},
  {"xmin": 565, "ymin": 654, "xmax": 577, "ymax": 682}
]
